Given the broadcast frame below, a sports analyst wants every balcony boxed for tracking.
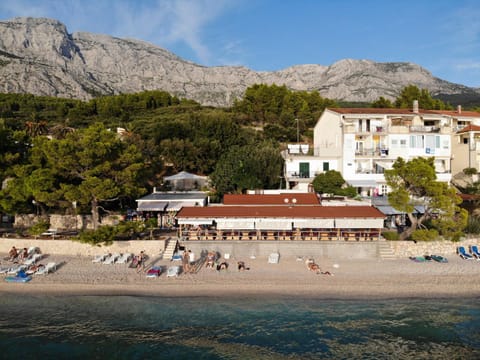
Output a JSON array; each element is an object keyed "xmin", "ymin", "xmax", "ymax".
[
  {"xmin": 355, "ymin": 148, "xmax": 389, "ymax": 157},
  {"xmin": 409, "ymin": 126, "xmax": 440, "ymax": 133}
]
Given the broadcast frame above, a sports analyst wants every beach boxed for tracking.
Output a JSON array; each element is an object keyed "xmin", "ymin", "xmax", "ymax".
[{"xmin": 2, "ymin": 252, "xmax": 480, "ymax": 299}]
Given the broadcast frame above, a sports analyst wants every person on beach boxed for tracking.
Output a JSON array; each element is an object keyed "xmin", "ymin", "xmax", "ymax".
[
  {"xmin": 8, "ymin": 246, "xmax": 18, "ymax": 261},
  {"xmin": 306, "ymin": 258, "xmax": 333, "ymax": 276},
  {"xmin": 136, "ymin": 251, "xmax": 146, "ymax": 272},
  {"xmin": 237, "ymin": 261, "xmax": 250, "ymax": 271},
  {"xmin": 217, "ymin": 261, "xmax": 228, "ymax": 271},
  {"xmin": 182, "ymin": 250, "xmax": 190, "ymax": 273},
  {"xmin": 20, "ymin": 248, "xmax": 28, "ymax": 261},
  {"xmin": 205, "ymin": 251, "xmax": 216, "ymax": 269}
]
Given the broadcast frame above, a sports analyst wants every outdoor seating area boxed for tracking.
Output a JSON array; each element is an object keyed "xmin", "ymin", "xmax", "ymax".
[{"xmin": 179, "ymin": 228, "xmax": 381, "ymax": 242}]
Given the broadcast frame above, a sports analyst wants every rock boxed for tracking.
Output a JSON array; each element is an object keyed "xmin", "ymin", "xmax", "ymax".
[{"xmin": 0, "ymin": 17, "xmax": 478, "ymax": 107}]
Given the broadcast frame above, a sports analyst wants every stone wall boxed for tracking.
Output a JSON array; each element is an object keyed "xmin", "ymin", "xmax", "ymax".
[
  {"xmin": 14, "ymin": 214, "xmax": 118, "ymax": 230},
  {"xmin": 389, "ymin": 239, "xmax": 478, "ymax": 257},
  {"xmin": 1, "ymin": 237, "xmax": 478, "ymax": 259},
  {"xmin": 0, "ymin": 238, "xmax": 167, "ymax": 257}
]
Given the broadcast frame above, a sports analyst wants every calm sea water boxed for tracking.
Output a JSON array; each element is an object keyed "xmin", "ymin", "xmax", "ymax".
[{"xmin": 0, "ymin": 294, "xmax": 478, "ymax": 359}]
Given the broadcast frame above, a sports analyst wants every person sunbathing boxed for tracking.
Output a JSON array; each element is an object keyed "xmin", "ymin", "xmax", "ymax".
[
  {"xmin": 26, "ymin": 263, "xmax": 44, "ymax": 275},
  {"xmin": 216, "ymin": 261, "xmax": 228, "ymax": 271},
  {"xmin": 305, "ymin": 258, "xmax": 333, "ymax": 275},
  {"xmin": 205, "ymin": 252, "xmax": 216, "ymax": 269},
  {"xmin": 237, "ymin": 261, "xmax": 250, "ymax": 271}
]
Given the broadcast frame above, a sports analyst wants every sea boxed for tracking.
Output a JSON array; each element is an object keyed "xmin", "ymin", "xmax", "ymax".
[{"xmin": 0, "ymin": 294, "xmax": 479, "ymax": 359}]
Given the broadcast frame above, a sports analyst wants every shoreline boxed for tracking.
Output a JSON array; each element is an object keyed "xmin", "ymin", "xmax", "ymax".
[{"xmin": 2, "ymin": 253, "xmax": 480, "ymax": 300}]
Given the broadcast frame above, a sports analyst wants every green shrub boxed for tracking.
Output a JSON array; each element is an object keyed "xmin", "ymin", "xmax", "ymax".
[
  {"xmin": 27, "ymin": 221, "xmax": 50, "ymax": 237},
  {"xmin": 411, "ymin": 228, "xmax": 439, "ymax": 242},
  {"xmin": 464, "ymin": 216, "xmax": 480, "ymax": 234},
  {"xmin": 75, "ymin": 226, "xmax": 116, "ymax": 245},
  {"xmin": 381, "ymin": 231, "xmax": 399, "ymax": 240},
  {"xmin": 463, "ymin": 167, "xmax": 478, "ymax": 175}
]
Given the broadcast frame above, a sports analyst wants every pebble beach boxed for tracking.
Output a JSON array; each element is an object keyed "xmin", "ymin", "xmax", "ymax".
[{"xmin": 2, "ymin": 251, "xmax": 480, "ymax": 299}]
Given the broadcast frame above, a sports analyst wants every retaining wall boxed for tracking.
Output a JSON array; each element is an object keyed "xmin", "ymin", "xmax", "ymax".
[{"xmin": 1, "ymin": 238, "xmax": 478, "ymax": 260}]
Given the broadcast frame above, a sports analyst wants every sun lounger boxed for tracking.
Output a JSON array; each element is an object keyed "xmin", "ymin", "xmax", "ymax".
[
  {"xmin": 457, "ymin": 246, "xmax": 474, "ymax": 260},
  {"xmin": 92, "ymin": 254, "xmax": 108, "ymax": 263},
  {"xmin": 24, "ymin": 253, "xmax": 43, "ymax": 266},
  {"xmin": 116, "ymin": 253, "xmax": 133, "ymax": 264},
  {"xmin": 146, "ymin": 266, "xmax": 162, "ymax": 278},
  {"xmin": 102, "ymin": 253, "xmax": 120, "ymax": 265},
  {"xmin": 470, "ymin": 245, "xmax": 480, "ymax": 259},
  {"xmin": 268, "ymin": 252, "xmax": 280, "ymax": 264},
  {"xmin": 35, "ymin": 262, "xmax": 57, "ymax": 275},
  {"xmin": 7, "ymin": 264, "xmax": 27, "ymax": 275},
  {"xmin": 167, "ymin": 265, "xmax": 180, "ymax": 277}
]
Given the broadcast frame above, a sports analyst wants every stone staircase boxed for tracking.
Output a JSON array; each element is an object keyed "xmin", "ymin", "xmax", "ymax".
[
  {"xmin": 162, "ymin": 238, "xmax": 178, "ymax": 261},
  {"xmin": 377, "ymin": 240, "xmax": 396, "ymax": 259}
]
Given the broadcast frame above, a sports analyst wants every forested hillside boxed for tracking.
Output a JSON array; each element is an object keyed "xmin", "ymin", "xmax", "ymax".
[{"xmin": 0, "ymin": 84, "xmax": 470, "ymax": 218}]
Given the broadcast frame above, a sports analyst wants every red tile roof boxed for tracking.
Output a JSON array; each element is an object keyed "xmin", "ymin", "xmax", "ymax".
[
  {"xmin": 223, "ymin": 193, "xmax": 321, "ymax": 205},
  {"xmin": 456, "ymin": 124, "xmax": 480, "ymax": 134},
  {"xmin": 327, "ymin": 107, "xmax": 480, "ymax": 117},
  {"xmin": 177, "ymin": 205, "xmax": 384, "ymax": 219}
]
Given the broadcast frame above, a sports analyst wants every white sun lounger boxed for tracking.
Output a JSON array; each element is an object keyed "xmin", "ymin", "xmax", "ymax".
[
  {"xmin": 103, "ymin": 253, "xmax": 120, "ymax": 265},
  {"xmin": 24, "ymin": 253, "xmax": 43, "ymax": 266},
  {"xmin": 167, "ymin": 265, "xmax": 180, "ymax": 277},
  {"xmin": 7, "ymin": 264, "xmax": 27, "ymax": 275},
  {"xmin": 35, "ymin": 262, "xmax": 57, "ymax": 275},
  {"xmin": 116, "ymin": 253, "xmax": 133, "ymax": 264},
  {"xmin": 92, "ymin": 254, "xmax": 108, "ymax": 263}
]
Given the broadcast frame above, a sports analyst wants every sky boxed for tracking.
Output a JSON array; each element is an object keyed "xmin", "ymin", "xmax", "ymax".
[{"xmin": 1, "ymin": 0, "xmax": 479, "ymax": 88}]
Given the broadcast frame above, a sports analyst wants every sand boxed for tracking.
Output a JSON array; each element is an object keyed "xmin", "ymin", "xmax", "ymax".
[{"xmin": 1, "ymin": 252, "xmax": 480, "ymax": 299}]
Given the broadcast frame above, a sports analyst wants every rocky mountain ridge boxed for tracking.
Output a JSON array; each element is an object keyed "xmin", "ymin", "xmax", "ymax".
[{"xmin": 0, "ymin": 17, "xmax": 479, "ymax": 107}]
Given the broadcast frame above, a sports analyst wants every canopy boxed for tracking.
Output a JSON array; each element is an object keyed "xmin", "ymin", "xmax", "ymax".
[
  {"xmin": 164, "ymin": 171, "xmax": 206, "ymax": 181},
  {"xmin": 137, "ymin": 202, "xmax": 168, "ymax": 211}
]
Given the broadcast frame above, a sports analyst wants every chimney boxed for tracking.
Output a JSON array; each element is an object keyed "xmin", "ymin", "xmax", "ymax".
[
  {"xmin": 413, "ymin": 100, "xmax": 419, "ymax": 113},
  {"xmin": 457, "ymin": 105, "xmax": 462, "ymax": 114}
]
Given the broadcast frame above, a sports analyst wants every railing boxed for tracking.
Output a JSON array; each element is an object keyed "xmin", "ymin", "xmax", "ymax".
[
  {"xmin": 286, "ymin": 171, "xmax": 311, "ymax": 179},
  {"xmin": 179, "ymin": 229, "xmax": 381, "ymax": 241},
  {"xmin": 410, "ymin": 126, "xmax": 440, "ymax": 133},
  {"xmin": 355, "ymin": 149, "xmax": 389, "ymax": 157}
]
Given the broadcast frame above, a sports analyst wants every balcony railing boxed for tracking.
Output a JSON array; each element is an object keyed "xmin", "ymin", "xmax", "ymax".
[{"xmin": 355, "ymin": 148, "xmax": 389, "ymax": 157}]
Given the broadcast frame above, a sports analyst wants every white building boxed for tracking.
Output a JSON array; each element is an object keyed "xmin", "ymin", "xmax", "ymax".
[{"xmin": 283, "ymin": 102, "xmax": 480, "ymax": 195}]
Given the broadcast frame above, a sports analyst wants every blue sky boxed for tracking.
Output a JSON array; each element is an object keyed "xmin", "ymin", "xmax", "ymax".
[{"xmin": 1, "ymin": 0, "xmax": 479, "ymax": 88}]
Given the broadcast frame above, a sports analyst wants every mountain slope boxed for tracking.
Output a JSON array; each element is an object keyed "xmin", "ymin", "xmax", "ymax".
[{"xmin": 0, "ymin": 17, "xmax": 478, "ymax": 107}]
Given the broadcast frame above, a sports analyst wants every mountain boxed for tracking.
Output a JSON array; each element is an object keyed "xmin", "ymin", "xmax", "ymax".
[{"xmin": 0, "ymin": 17, "xmax": 479, "ymax": 107}]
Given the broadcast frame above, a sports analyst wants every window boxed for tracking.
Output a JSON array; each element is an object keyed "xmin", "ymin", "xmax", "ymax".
[
  {"xmin": 410, "ymin": 135, "xmax": 424, "ymax": 148},
  {"xmin": 380, "ymin": 185, "xmax": 388, "ymax": 195},
  {"xmin": 464, "ymin": 138, "xmax": 469, "ymax": 144},
  {"xmin": 323, "ymin": 162, "xmax": 329, "ymax": 171},
  {"xmin": 391, "ymin": 139, "xmax": 398, "ymax": 148},
  {"xmin": 400, "ymin": 139, "xmax": 407, "ymax": 148}
]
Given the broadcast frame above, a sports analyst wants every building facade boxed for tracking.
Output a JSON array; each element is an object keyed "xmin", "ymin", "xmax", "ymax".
[{"xmin": 283, "ymin": 103, "xmax": 480, "ymax": 195}]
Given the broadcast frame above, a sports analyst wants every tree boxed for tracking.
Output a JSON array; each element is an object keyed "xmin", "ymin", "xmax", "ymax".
[
  {"xmin": 372, "ymin": 96, "xmax": 394, "ymax": 108},
  {"xmin": 210, "ymin": 143, "xmax": 283, "ymax": 196},
  {"xmin": 1, "ymin": 124, "xmax": 147, "ymax": 229},
  {"xmin": 311, "ymin": 170, "xmax": 356, "ymax": 197},
  {"xmin": 394, "ymin": 85, "xmax": 452, "ymax": 110},
  {"xmin": 384, "ymin": 157, "xmax": 467, "ymax": 240}
]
